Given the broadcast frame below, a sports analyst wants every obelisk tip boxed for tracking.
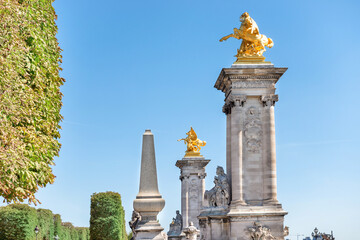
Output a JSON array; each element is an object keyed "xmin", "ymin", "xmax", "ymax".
[{"xmin": 144, "ymin": 129, "xmax": 152, "ymax": 135}]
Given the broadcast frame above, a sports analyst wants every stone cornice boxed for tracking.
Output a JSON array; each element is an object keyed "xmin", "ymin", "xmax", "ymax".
[
  {"xmin": 175, "ymin": 159, "xmax": 210, "ymax": 169},
  {"xmin": 214, "ymin": 67, "xmax": 287, "ymax": 93}
]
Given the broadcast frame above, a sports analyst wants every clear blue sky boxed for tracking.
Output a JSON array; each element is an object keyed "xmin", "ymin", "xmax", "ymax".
[{"xmin": 4, "ymin": 0, "xmax": 360, "ymax": 239}]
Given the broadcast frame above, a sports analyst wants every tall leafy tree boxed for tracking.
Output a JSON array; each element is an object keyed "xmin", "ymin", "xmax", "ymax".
[
  {"xmin": 90, "ymin": 192, "xmax": 127, "ymax": 240},
  {"xmin": 0, "ymin": 0, "xmax": 64, "ymax": 204}
]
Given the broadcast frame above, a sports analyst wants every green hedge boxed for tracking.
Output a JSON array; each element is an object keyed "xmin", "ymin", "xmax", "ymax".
[
  {"xmin": 37, "ymin": 208, "xmax": 54, "ymax": 239},
  {"xmin": 90, "ymin": 192, "xmax": 126, "ymax": 240},
  {"xmin": 0, "ymin": 204, "xmax": 89, "ymax": 240},
  {"xmin": 0, "ymin": 0, "xmax": 64, "ymax": 204},
  {"xmin": 0, "ymin": 204, "xmax": 37, "ymax": 240}
]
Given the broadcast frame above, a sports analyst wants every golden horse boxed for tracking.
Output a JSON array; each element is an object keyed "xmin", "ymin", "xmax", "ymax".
[
  {"xmin": 220, "ymin": 12, "xmax": 273, "ymax": 59},
  {"xmin": 178, "ymin": 127, "xmax": 206, "ymax": 156}
]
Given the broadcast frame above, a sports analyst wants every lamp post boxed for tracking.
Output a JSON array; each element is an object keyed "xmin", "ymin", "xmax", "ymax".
[{"xmin": 34, "ymin": 226, "xmax": 39, "ymax": 240}]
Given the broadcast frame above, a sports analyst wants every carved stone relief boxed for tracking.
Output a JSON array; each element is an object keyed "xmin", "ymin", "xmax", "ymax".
[
  {"xmin": 232, "ymin": 80, "xmax": 275, "ymax": 89},
  {"xmin": 189, "ymin": 179, "xmax": 198, "ymax": 200},
  {"xmin": 261, "ymin": 95, "xmax": 278, "ymax": 107},
  {"xmin": 244, "ymin": 107, "xmax": 262, "ymax": 153},
  {"xmin": 248, "ymin": 222, "xmax": 275, "ymax": 240},
  {"xmin": 222, "ymin": 95, "xmax": 247, "ymax": 115}
]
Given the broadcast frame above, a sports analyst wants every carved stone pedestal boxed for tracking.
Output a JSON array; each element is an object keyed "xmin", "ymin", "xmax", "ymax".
[
  {"xmin": 198, "ymin": 64, "xmax": 288, "ymax": 240},
  {"xmin": 176, "ymin": 157, "xmax": 210, "ymax": 230}
]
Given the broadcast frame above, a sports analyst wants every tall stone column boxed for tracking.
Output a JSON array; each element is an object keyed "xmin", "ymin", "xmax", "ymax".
[
  {"xmin": 133, "ymin": 130, "xmax": 166, "ymax": 240},
  {"xmin": 214, "ymin": 65, "xmax": 288, "ymax": 240},
  {"xmin": 261, "ymin": 95, "xmax": 279, "ymax": 204},
  {"xmin": 176, "ymin": 157, "xmax": 210, "ymax": 230},
  {"xmin": 228, "ymin": 96, "xmax": 247, "ymax": 207}
]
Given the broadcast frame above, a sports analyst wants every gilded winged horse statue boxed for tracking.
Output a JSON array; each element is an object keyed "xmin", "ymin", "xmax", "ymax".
[
  {"xmin": 178, "ymin": 127, "xmax": 206, "ymax": 157},
  {"xmin": 220, "ymin": 12, "xmax": 273, "ymax": 62}
]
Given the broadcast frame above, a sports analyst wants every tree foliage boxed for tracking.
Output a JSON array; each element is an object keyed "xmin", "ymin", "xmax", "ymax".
[
  {"xmin": 0, "ymin": 0, "xmax": 64, "ymax": 204},
  {"xmin": 0, "ymin": 204, "xmax": 89, "ymax": 240},
  {"xmin": 90, "ymin": 192, "xmax": 127, "ymax": 240}
]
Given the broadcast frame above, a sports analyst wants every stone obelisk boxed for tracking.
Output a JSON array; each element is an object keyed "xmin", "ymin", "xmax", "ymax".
[{"xmin": 133, "ymin": 130, "xmax": 166, "ymax": 240}]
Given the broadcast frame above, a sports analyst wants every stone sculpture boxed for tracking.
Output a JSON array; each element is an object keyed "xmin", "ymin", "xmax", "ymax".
[
  {"xmin": 204, "ymin": 166, "xmax": 230, "ymax": 207},
  {"xmin": 129, "ymin": 211, "xmax": 141, "ymax": 238},
  {"xmin": 183, "ymin": 222, "xmax": 200, "ymax": 240},
  {"xmin": 248, "ymin": 222, "xmax": 276, "ymax": 240},
  {"xmin": 178, "ymin": 127, "xmax": 206, "ymax": 157},
  {"xmin": 219, "ymin": 12, "xmax": 273, "ymax": 62},
  {"xmin": 168, "ymin": 210, "xmax": 183, "ymax": 236},
  {"xmin": 283, "ymin": 226, "xmax": 289, "ymax": 238}
]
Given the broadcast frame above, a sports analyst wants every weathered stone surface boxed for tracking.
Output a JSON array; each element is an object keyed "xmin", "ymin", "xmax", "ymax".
[
  {"xmin": 176, "ymin": 157, "xmax": 210, "ymax": 230},
  {"xmin": 197, "ymin": 64, "xmax": 289, "ymax": 240},
  {"xmin": 133, "ymin": 130, "xmax": 166, "ymax": 240}
]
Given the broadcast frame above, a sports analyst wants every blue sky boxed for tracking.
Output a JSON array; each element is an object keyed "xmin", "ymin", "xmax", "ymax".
[{"xmin": 4, "ymin": 0, "xmax": 360, "ymax": 239}]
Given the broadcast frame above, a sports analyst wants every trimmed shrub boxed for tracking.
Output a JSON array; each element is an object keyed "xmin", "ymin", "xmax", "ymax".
[
  {"xmin": 90, "ymin": 192, "xmax": 126, "ymax": 240},
  {"xmin": 0, "ymin": 204, "xmax": 89, "ymax": 240},
  {"xmin": 53, "ymin": 214, "xmax": 62, "ymax": 238},
  {"xmin": 0, "ymin": 204, "xmax": 37, "ymax": 240},
  {"xmin": 76, "ymin": 227, "xmax": 90, "ymax": 240},
  {"xmin": 37, "ymin": 208, "xmax": 55, "ymax": 239},
  {"xmin": 0, "ymin": 0, "xmax": 64, "ymax": 204}
]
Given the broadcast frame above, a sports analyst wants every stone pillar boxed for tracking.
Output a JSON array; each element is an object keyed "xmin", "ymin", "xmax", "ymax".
[
  {"xmin": 226, "ymin": 113, "xmax": 232, "ymax": 191},
  {"xmin": 214, "ymin": 64, "xmax": 288, "ymax": 240},
  {"xmin": 176, "ymin": 157, "xmax": 210, "ymax": 230},
  {"xmin": 261, "ymin": 95, "xmax": 279, "ymax": 204},
  {"xmin": 133, "ymin": 130, "xmax": 166, "ymax": 240},
  {"xmin": 229, "ymin": 96, "xmax": 247, "ymax": 207}
]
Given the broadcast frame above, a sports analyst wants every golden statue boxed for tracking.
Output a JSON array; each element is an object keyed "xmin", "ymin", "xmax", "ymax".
[
  {"xmin": 178, "ymin": 127, "xmax": 206, "ymax": 157},
  {"xmin": 220, "ymin": 12, "xmax": 273, "ymax": 63}
]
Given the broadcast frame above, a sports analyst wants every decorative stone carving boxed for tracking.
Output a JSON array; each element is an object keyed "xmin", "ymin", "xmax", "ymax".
[
  {"xmin": 180, "ymin": 172, "xmax": 191, "ymax": 181},
  {"xmin": 244, "ymin": 107, "xmax": 262, "ymax": 153},
  {"xmin": 232, "ymin": 80, "xmax": 275, "ymax": 89},
  {"xmin": 168, "ymin": 210, "xmax": 183, "ymax": 236},
  {"xmin": 189, "ymin": 179, "xmax": 199, "ymax": 200},
  {"xmin": 248, "ymin": 222, "xmax": 275, "ymax": 240},
  {"xmin": 183, "ymin": 222, "xmax": 200, "ymax": 240},
  {"xmin": 204, "ymin": 166, "xmax": 230, "ymax": 207},
  {"xmin": 222, "ymin": 95, "xmax": 247, "ymax": 114},
  {"xmin": 129, "ymin": 210, "xmax": 141, "ymax": 238},
  {"xmin": 198, "ymin": 173, "xmax": 206, "ymax": 179},
  {"xmin": 283, "ymin": 226, "xmax": 289, "ymax": 237},
  {"xmin": 261, "ymin": 95, "xmax": 278, "ymax": 107}
]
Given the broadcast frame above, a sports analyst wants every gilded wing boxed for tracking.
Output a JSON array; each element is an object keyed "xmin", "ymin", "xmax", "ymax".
[{"xmin": 189, "ymin": 127, "xmax": 197, "ymax": 141}]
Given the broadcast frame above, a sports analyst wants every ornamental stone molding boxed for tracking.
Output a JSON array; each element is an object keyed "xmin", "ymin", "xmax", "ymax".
[
  {"xmin": 248, "ymin": 222, "xmax": 276, "ymax": 240},
  {"xmin": 222, "ymin": 95, "xmax": 247, "ymax": 115},
  {"xmin": 244, "ymin": 107, "xmax": 262, "ymax": 153},
  {"xmin": 261, "ymin": 95, "xmax": 278, "ymax": 107},
  {"xmin": 232, "ymin": 80, "xmax": 276, "ymax": 89},
  {"xmin": 183, "ymin": 222, "xmax": 200, "ymax": 240}
]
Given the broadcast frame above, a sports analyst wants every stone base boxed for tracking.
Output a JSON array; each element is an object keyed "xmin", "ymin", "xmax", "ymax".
[
  {"xmin": 135, "ymin": 220, "xmax": 166, "ymax": 240},
  {"xmin": 199, "ymin": 206, "xmax": 287, "ymax": 240},
  {"xmin": 231, "ymin": 63, "xmax": 274, "ymax": 68}
]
